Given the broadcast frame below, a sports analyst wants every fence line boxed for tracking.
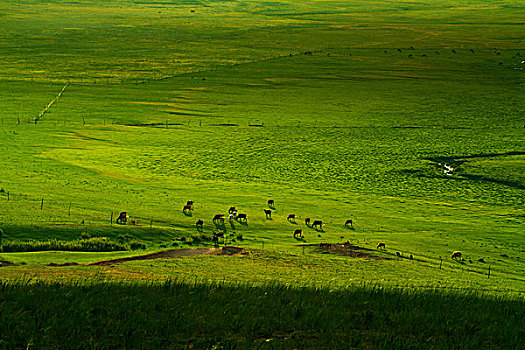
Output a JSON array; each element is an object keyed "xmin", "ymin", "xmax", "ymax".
[{"xmin": 35, "ymin": 81, "xmax": 69, "ymax": 123}]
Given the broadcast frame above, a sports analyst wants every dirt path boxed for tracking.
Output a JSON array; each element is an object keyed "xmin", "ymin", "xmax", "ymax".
[{"xmin": 89, "ymin": 246, "xmax": 244, "ymax": 266}]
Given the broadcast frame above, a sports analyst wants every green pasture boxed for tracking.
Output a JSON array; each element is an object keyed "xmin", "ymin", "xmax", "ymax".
[
  {"xmin": 1, "ymin": 280, "xmax": 522, "ymax": 349},
  {"xmin": 0, "ymin": 0, "xmax": 524, "ymax": 294}
]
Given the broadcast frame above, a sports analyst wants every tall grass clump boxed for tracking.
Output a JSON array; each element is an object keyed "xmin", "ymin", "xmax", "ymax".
[
  {"xmin": 0, "ymin": 280, "xmax": 522, "ymax": 349},
  {"xmin": 0, "ymin": 238, "xmax": 127, "ymax": 252}
]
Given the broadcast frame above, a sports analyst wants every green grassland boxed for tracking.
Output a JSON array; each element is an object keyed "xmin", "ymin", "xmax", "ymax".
[{"xmin": 0, "ymin": 0, "xmax": 524, "ymax": 347}]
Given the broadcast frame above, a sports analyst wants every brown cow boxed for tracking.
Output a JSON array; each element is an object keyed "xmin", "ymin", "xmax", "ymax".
[
  {"xmin": 236, "ymin": 213, "xmax": 247, "ymax": 222},
  {"xmin": 264, "ymin": 209, "xmax": 272, "ymax": 219},
  {"xmin": 293, "ymin": 229, "xmax": 303, "ymax": 238},
  {"xmin": 377, "ymin": 242, "xmax": 386, "ymax": 249},
  {"xmin": 116, "ymin": 212, "xmax": 128, "ymax": 225},
  {"xmin": 268, "ymin": 199, "xmax": 275, "ymax": 208},
  {"xmin": 344, "ymin": 219, "xmax": 353, "ymax": 227},
  {"xmin": 183, "ymin": 205, "xmax": 192, "ymax": 212},
  {"xmin": 213, "ymin": 214, "xmax": 225, "ymax": 224},
  {"xmin": 287, "ymin": 214, "xmax": 296, "ymax": 222},
  {"xmin": 451, "ymin": 251, "xmax": 462, "ymax": 260},
  {"xmin": 312, "ymin": 220, "xmax": 322, "ymax": 229},
  {"xmin": 305, "ymin": 217, "xmax": 311, "ymax": 226},
  {"xmin": 196, "ymin": 219, "xmax": 203, "ymax": 229}
]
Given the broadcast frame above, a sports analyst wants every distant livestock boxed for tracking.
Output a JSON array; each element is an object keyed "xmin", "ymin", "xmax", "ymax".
[
  {"xmin": 344, "ymin": 219, "xmax": 353, "ymax": 227},
  {"xmin": 305, "ymin": 217, "xmax": 311, "ymax": 226},
  {"xmin": 116, "ymin": 212, "xmax": 128, "ymax": 225},
  {"xmin": 236, "ymin": 213, "xmax": 247, "ymax": 222},
  {"xmin": 186, "ymin": 200, "xmax": 194, "ymax": 207},
  {"xmin": 268, "ymin": 199, "xmax": 275, "ymax": 208},
  {"xmin": 264, "ymin": 209, "xmax": 272, "ymax": 219},
  {"xmin": 287, "ymin": 214, "xmax": 296, "ymax": 222},
  {"xmin": 228, "ymin": 206, "xmax": 236, "ymax": 214},
  {"xmin": 196, "ymin": 219, "xmax": 203, "ymax": 229},
  {"xmin": 312, "ymin": 220, "xmax": 323, "ymax": 229},
  {"xmin": 451, "ymin": 251, "xmax": 463, "ymax": 260},
  {"xmin": 293, "ymin": 229, "xmax": 303, "ymax": 238},
  {"xmin": 377, "ymin": 242, "xmax": 386, "ymax": 249},
  {"xmin": 213, "ymin": 214, "xmax": 225, "ymax": 224},
  {"xmin": 183, "ymin": 204, "xmax": 192, "ymax": 212}
]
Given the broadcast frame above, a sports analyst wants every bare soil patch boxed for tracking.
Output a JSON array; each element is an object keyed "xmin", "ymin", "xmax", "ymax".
[
  {"xmin": 0, "ymin": 260, "xmax": 18, "ymax": 267},
  {"xmin": 306, "ymin": 243, "xmax": 389, "ymax": 260},
  {"xmin": 89, "ymin": 246, "xmax": 244, "ymax": 266}
]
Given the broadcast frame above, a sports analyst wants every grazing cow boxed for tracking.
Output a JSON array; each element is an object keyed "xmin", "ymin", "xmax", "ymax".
[
  {"xmin": 264, "ymin": 209, "xmax": 272, "ymax": 219},
  {"xmin": 268, "ymin": 199, "xmax": 275, "ymax": 208},
  {"xmin": 452, "ymin": 49, "xmax": 457, "ymax": 54},
  {"xmin": 196, "ymin": 219, "xmax": 203, "ymax": 229},
  {"xmin": 228, "ymin": 206, "xmax": 236, "ymax": 214},
  {"xmin": 186, "ymin": 200, "xmax": 194, "ymax": 207},
  {"xmin": 397, "ymin": 48, "xmax": 402, "ymax": 53},
  {"xmin": 213, "ymin": 214, "xmax": 225, "ymax": 224},
  {"xmin": 377, "ymin": 242, "xmax": 386, "ymax": 249},
  {"xmin": 116, "ymin": 212, "xmax": 128, "ymax": 225},
  {"xmin": 408, "ymin": 54, "xmax": 413, "ymax": 58},
  {"xmin": 344, "ymin": 219, "xmax": 353, "ymax": 227},
  {"xmin": 305, "ymin": 217, "xmax": 311, "ymax": 226},
  {"xmin": 287, "ymin": 214, "xmax": 296, "ymax": 222},
  {"xmin": 451, "ymin": 251, "xmax": 462, "ymax": 260},
  {"xmin": 236, "ymin": 213, "xmax": 247, "ymax": 222},
  {"xmin": 183, "ymin": 204, "xmax": 192, "ymax": 212},
  {"xmin": 312, "ymin": 220, "xmax": 322, "ymax": 229},
  {"xmin": 396, "ymin": 252, "xmax": 401, "ymax": 257},
  {"xmin": 293, "ymin": 229, "xmax": 303, "ymax": 238}
]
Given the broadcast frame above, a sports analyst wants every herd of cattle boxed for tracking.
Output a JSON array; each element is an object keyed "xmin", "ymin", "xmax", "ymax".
[{"xmin": 115, "ymin": 199, "xmax": 464, "ymax": 261}]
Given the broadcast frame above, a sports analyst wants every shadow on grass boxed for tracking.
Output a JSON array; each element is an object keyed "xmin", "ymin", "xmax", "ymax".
[{"xmin": 0, "ymin": 280, "xmax": 522, "ymax": 349}]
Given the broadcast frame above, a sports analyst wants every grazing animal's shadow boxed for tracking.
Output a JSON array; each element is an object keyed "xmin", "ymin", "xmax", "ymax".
[
  {"xmin": 344, "ymin": 225, "xmax": 355, "ymax": 230},
  {"xmin": 183, "ymin": 211, "xmax": 192, "ymax": 217},
  {"xmin": 214, "ymin": 222, "xmax": 226, "ymax": 230},
  {"xmin": 229, "ymin": 222, "xmax": 236, "ymax": 230}
]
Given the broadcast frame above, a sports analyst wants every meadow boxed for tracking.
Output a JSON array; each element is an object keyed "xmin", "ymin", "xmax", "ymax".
[{"xmin": 0, "ymin": 0, "xmax": 524, "ymax": 347}]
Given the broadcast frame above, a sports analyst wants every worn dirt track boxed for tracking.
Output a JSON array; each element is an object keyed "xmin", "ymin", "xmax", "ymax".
[{"xmin": 89, "ymin": 246, "xmax": 244, "ymax": 266}]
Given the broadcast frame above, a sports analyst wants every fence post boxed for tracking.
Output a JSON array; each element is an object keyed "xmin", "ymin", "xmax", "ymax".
[{"xmin": 41, "ymin": 198, "xmax": 44, "ymax": 210}]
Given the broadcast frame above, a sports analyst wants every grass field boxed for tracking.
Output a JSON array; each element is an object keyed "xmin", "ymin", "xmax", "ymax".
[{"xmin": 0, "ymin": 0, "xmax": 524, "ymax": 347}]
